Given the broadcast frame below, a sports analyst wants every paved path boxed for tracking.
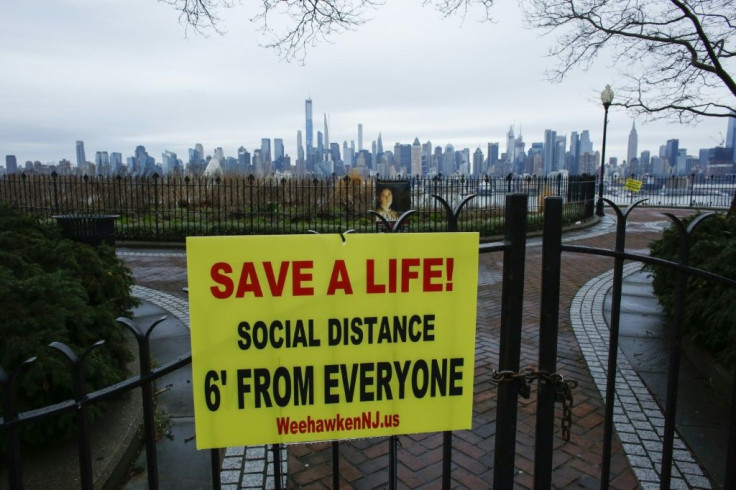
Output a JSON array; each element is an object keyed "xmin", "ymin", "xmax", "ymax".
[{"xmin": 117, "ymin": 205, "xmax": 727, "ymax": 489}]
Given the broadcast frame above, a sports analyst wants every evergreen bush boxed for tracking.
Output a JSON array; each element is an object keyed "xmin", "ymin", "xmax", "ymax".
[
  {"xmin": 0, "ymin": 204, "xmax": 138, "ymax": 446},
  {"xmin": 647, "ymin": 213, "xmax": 736, "ymax": 369}
]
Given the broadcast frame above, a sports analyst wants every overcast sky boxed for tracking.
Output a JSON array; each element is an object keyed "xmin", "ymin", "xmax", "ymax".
[{"xmin": 2, "ymin": 0, "xmax": 731, "ymax": 168}]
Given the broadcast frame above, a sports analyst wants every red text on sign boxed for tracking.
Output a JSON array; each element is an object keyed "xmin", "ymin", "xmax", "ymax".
[{"xmin": 210, "ymin": 261, "xmax": 314, "ymax": 298}]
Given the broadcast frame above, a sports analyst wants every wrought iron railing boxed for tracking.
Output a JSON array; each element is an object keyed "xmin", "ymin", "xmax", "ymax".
[{"xmin": 0, "ymin": 173, "xmax": 600, "ymax": 240}]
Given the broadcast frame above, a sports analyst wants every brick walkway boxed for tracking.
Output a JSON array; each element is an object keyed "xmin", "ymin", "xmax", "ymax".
[{"xmin": 118, "ymin": 205, "xmax": 702, "ymax": 489}]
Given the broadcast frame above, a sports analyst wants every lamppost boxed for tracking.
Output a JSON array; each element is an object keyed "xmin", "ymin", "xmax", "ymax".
[{"xmin": 596, "ymin": 84, "xmax": 614, "ymax": 216}]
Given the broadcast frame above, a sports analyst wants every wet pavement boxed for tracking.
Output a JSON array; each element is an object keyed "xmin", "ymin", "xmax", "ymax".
[
  {"xmin": 612, "ymin": 269, "xmax": 730, "ymax": 487},
  {"xmin": 110, "ymin": 205, "xmax": 731, "ymax": 489}
]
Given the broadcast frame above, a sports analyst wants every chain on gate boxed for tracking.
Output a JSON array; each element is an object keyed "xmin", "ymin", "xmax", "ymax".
[{"xmin": 491, "ymin": 367, "xmax": 578, "ymax": 441}]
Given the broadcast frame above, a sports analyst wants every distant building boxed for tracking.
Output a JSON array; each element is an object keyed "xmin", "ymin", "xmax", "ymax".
[
  {"xmin": 273, "ymin": 138, "xmax": 285, "ymax": 170},
  {"xmin": 305, "ymin": 98, "xmax": 313, "ymax": 152},
  {"xmin": 543, "ymin": 129, "xmax": 557, "ymax": 174},
  {"xmin": 76, "ymin": 141, "xmax": 86, "ymax": 168},
  {"xmin": 506, "ymin": 126, "xmax": 515, "ymax": 163},
  {"xmin": 665, "ymin": 139, "xmax": 679, "ymax": 172},
  {"xmin": 162, "ymin": 151, "xmax": 179, "ymax": 175},
  {"xmin": 95, "ymin": 151, "xmax": 110, "ymax": 176},
  {"xmin": 297, "ymin": 131, "xmax": 304, "ymax": 162},
  {"xmin": 640, "ymin": 150, "xmax": 651, "ymax": 174},
  {"xmin": 487, "ymin": 143, "xmax": 499, "ymax": 172},
  {"xmin": 326, "ymin": 142, "xmax": 340, "ymax": 167},
  {"xmin": 323, "ymin": 114, "xmax": 330, "ymax": 161},
  {"xmin": 627, "ymin": 122, "xmax": 638, "ymax": 167},
  {"xmin": 411, "ymin": 138, "xmax": 422, "ymax": 176},
  {"xmin": 237, "ymin": 146, "xmax": 251, "ymax": 170},
  {"xmin": 726, "ymin": 113, "xmax": 736, "ymax": 163},
  {"xmin": 110, "ymin": 152, "xmax": 123, "ymax": 174},
  {"xmin": 261, "ymin": 138, "xmax": 271, "ymax": 164},
  {"xmin": 472, "ymin": 147, "xmax": 484, "ymax": 176},
  {"xmin": 5, "ymin": 155, "xmax": 18, "ymax": 174}
]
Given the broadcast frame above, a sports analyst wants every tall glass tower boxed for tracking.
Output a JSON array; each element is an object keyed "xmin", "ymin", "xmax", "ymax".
[
  {"xmin": 305, "ymin": 98, "xmax": 313, "ymax": 152},
  {"xmin": 726, "ymin": 113, "xmax": 736, "ymax": 163},
  {"xmin": 75, "ymin": 140, "xmax": 86, "ymax": 168}
]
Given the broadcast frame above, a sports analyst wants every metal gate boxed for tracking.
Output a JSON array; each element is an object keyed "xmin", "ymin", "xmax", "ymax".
[{"xmin": 488, "ymin": 194, "xmax": 736, "ymax": 489}]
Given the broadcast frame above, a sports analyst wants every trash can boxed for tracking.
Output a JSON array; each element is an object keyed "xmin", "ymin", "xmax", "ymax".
[{"xmin": 53, "ymin": 214, "xmax": 119, "ymax": 246}]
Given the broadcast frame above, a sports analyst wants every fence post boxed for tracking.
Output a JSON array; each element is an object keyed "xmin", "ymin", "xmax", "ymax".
[
  {"xmin": 534, "ymin": 196, "xmax": 562, "ymax": 489},
  {"xmin": 599, "ymin": 199, "xmax": 647, "ymax": 488},
  {"xmin": 117, "ymin": 316, "xmax": 169, "ymax": 490},
  {"xmin": 1, "ymin": 357, "xmax": 37, "ymax": 489},
  {"xmin": 493, "ymin": 193, "xmax": 528, "ymax": 488},
  {"xmin": 48, "ymin": 340, "xmax": 106, "ymax": 490},
  {"xmin": 658, "ymin": 213, "xmax": 714, "ymax": 489},
  {"xmin": 52, "ymin": 171, "xmax": 60, "ymax": 214},
  {"xmin": 153, "ymin": 173, "xmax": 160, "ymax": 239}
]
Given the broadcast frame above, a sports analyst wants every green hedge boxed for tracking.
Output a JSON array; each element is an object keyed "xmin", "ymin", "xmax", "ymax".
[
  {"xmin": 0, "ymin": 204, "xmax": 139, "ymax": 447},
  {"xmin": 647, "ymin": 213, "xmax": 736, "ymax": 369}
]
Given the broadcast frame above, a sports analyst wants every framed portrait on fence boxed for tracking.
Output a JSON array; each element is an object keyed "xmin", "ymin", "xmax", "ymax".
[{"xmin": 375, "ymin": 180, "xmax": 411, "ymax": 222}]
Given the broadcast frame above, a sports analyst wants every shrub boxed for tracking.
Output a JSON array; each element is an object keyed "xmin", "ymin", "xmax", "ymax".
[
  {"xmin": 0, "ymin": 204, "xmax": 139, "ymax": 446},
  {"xmin": 647, "ymin": 213, "xmax": 736, "ymax": 369}
]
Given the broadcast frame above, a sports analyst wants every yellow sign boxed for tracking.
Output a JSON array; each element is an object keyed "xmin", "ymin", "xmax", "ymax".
[
  {"xmin": 186, "ymin": 232, "xmax": 479, "ymax": 448},
  {"xmin": 625, "ymin": 178, "xmax": 643, "ymax": 192}
]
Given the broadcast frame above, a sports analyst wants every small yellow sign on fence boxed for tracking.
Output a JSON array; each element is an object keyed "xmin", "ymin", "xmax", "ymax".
[
  {"xmin": 186, "ymin": 232, "xmax": 479, "ymax": 448},
  {"xmin": 625, "ymin": 178, "xmax": 643, "ymax": 192}
]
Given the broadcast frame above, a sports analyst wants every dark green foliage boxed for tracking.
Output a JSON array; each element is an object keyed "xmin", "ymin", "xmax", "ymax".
[
  {"xmin": 0, "ymin": 204, "xmax": 138, "ymax": 445},
  {"xmin": 647, "ymin": 213, "xmax": 736, "ymax": 369}
]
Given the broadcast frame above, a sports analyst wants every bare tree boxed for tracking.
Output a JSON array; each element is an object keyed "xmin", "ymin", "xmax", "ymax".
[
  {"xmin": 519, "ymin": 0, "xmax": 736, "ymax": 122},
  {"xmin": 161, "ymin": 0, "xmax": 381, "ymax": 61},
  {"xmin": 165, "ymin": 0, "xmax": 734, "ymax": 116}
]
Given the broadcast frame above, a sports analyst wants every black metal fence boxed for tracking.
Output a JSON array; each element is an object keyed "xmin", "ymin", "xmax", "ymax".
[
  {"xmin": 2, "ymin": 196, "xmax": 736, "ymax": 489},
  {"xmin": 605, "ymin": 173, "xmax": 736, "ymax": 209},
  {"xmin": 0, "ymin": 173, "xmax": 600, "ymax": 240}
]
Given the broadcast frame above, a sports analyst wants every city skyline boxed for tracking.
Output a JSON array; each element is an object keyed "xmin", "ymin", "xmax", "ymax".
[
  {"xmin": 2, "ymin": 1, "xmax": 732, "ymax": 167},
  {"xmin": 6, "ymin": 108, "xmax": 732, "ymax": 174}
]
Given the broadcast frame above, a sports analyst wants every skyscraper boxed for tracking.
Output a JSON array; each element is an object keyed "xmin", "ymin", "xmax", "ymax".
[
  {"xmin": 411, "ymin": 138, "xmax": 422, "ymax": 176},
  {"xmin": 487, "ymin": 143, "xmax": 499, "ymax": 170},
  {"xmin": 358, "ymin": 124, "xmax": 363, "ymax": 151},
  {"xmin": 297, "ymin": 130, "xmax": 304, "ymax": 161},
  {"xmin": 324, "ymin": 114, "xmax": 329, "ymax": 160},
  {"xmin": 343, "ymin": 141, "xmax": 352, "ymax": 167},
  {"xmin": 5, "ymin": 155, "xmax": 18, "ymax": 174},
  {"xmin": 473, "ymin": 147, "xmax": 484, "ymax": 176},
  {"xmin": 305, "ymin": 99, "xmax": 313, "ymax": 152},
  {"xmin": 505, "ymin": 126, "xmax": 516, "ymax": 163},
  {"xmin": 261, "ymin": 138, "xmax": 271, "ymax": 163},
  {"xmin": 665, "ymin": 139, "xmax": 679, "ymax": 170},
  {"xmin": 274, "ymin": 138, "xmax": 284, "ymax": 169},
  {"xmin": 95, "ymin": 151, "xmax": 110, "ymax": 175},
  {"xmin": 568, "ymin": 132, "xmax": 580, "ymax": 174},
  {"xmin": 543, "ymin": 129, "xmax": 557, "ymax": 174},
  {"xmin": 555, "ymin": 135, "xmax": 566, "ymax": 172},
  {"xmin": 110, "ymin": 152, "xmax": 123, "ymax": 174},
  {"xmin": 726, "ymin": 113, "xmax": 736, "ymax": 163},
  {"xmin": 579, "ymin": 130, "xmax": 593, "ymax": 155},
  {"xmin": 76, "ymin": 141, "xmax": 86, "ymax": 168},
  {"xmin": 627, "ymin": 122, "xmax": 638, "ymax": 165}
]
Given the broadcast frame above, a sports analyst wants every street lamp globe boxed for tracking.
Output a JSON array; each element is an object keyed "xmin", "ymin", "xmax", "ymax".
[
  {"xmin": 601, "ymin": 84, "xmax": 614, "ymax": 106},
  {"xmin": 596, "ymin": 85, "xmax": 614, "ymax": 217}
]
